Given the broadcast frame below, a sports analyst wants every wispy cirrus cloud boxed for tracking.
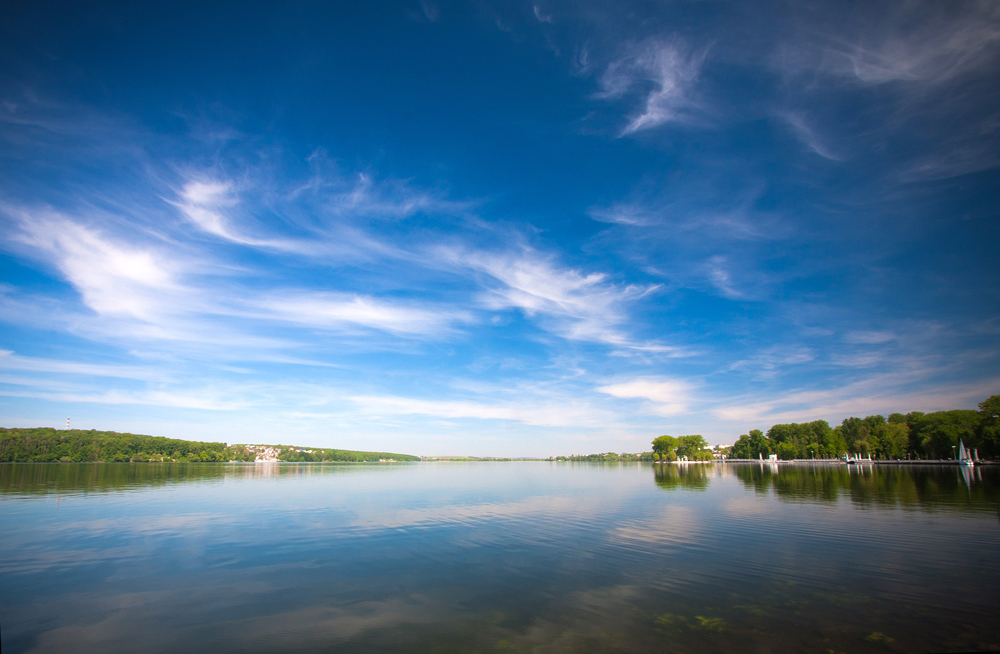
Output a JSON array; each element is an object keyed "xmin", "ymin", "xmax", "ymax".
[
  {"xmin": 0, "ymin": 349, "xmax": 160, "ymax": 380},
  {"xmin": 175, "ymin": 172, "xmax": 456, "ymax": 258},
  {"xmin": 759, "ymin": 1, "xmax": 1000, "ymax": 186},
  {"xmin": 173, "ymin": 179, "xmax": 299, "ymax": 250},
  {"xmin": 782, "ymin": 113, "xmax": 842, "ymax": 160},
  {"xmin": 723, "ymin": 345, "xmax": 815, "ymax": 381},
  {"xmin": 436, "ymin": 246, "xmax": 681, "ymax": 353},
  {"xmin": 1, "ymin": 203, "xmax": 473, "ymax": 347},
  {"xmin": 772, "ymin": 1, "xmax": 1000, "ymax": 86},
  {"xmin": 596, "ymin": 38, "xmax": 707, "ymax": 134},
  {"xmin": 588, "ymin": 181, "xmax": 789, "ymax": 242},
  {"xmin": 843, "ymin": 330, "xmax": 895, "ymax": 345},
  {"xmin": 348, "ymin": 392, "xmax": 617, "ymax": 428},
  {"xmin": 712, "ymin": 372, "xmax": 1000, "ymax": 426},
  {"xmin": 827, "ymin": 5, "xmax": 999, "ymax": 85},
  {"xmin": 255, "ymin": 293, "xmax": 472, "ymax": 338},
  {"xmin": 321, "ymin": 172, "xmax": 473, "ymax": 220},
  {"xmin": 704, "ymin": 255, "xmax": 743, "ymax": 300},
  {"xmin": 597, "ymin": 376, "xmax": 693, "ymax": 416},
  {"xmin": 8, "ymin": 207, "xmax": 187, "ymax": 322}
]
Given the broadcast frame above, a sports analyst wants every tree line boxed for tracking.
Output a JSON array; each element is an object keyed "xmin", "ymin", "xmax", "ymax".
[
  {"xmin": 276, "ymin": 447, "xmax": 419, "ymax": 462},
  {"xmin": 728, "ymin": 395, "xmax": 1000, "ymax": 460},
  {"xmin": 554, "ymin": 452, "xmax": 655, "ymax": 462},
  {"xmin": 0, "ymin": 428, "xmax": 418, "ymax": 463},
  {"xmin": 651, "ymin": 434, "xmax": 713, "ymax": 461}
]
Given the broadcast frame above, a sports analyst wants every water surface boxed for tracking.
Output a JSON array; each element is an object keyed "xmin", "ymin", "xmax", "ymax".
[{"xmin": 1, "ymin": 462, "xmax": 997, "ymax": 653}]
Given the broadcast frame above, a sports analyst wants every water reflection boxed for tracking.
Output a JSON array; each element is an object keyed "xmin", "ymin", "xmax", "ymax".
[
  {"xmin": 652, "ymin": 463, "xmax": 710, "ymax": 490},
  {"xmin": 1, "ymin": 462, "xmax": 998, "ymax": 654},
  {"xmin": 0, "ymin": 462, "xmax": 394, "ymax": 497},
  {"xmin": 727, "ymin": 462, "xmax": 999, "ymax": 513}
]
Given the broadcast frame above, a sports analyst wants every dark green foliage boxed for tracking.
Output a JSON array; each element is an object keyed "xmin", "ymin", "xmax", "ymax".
[
  {"xmin": 766, "ymin": 420, "xmax": 842, "ymax": 459},
  {"xmin": 651, "ymin": 435, "xmax": 677, "ymax": 458},
  {"xmin": 675, "ymin": 435, "xmax": 708, "ymax": 459},
  {"xmin": 728, "ymin": 395, "xmax": 1000, "ymax": 460},
  {"xmin": 276, "ymin": 447, "xmax": 418, "ymax": 462},
  {"xmin": 555, "ymin": 452, "xmax": 653, "ymax": 461},
  {"xmin": 0, "ymin": 428, "xmax": 418, "ymax": 463},
  {"xmin": 905, "ymin": 410, "xmax": 985, "ymax": 459},
  {"xmin": 730, "ymin": 429, "xmax": 770, "ymax": 459},
  {"xmin": 650, "ymin": 434, "xmax": 712, "ymax": 461},
  {"xmin": 0, "ymin": 428, "xmax": 237, "ymax": 463},
  {"xmin": 979, "ymin": 396, "xmax": 1000, "ymax": 458}
]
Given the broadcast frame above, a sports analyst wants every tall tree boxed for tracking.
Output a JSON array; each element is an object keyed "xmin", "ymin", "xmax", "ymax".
[{"xmin": 651, "ymin": 435, "xmax": 678, "ymax": 459}]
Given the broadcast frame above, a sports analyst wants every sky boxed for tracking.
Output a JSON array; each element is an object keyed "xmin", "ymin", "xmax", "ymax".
[{"xmin": 1, "ymin": 0, "xmax": 998, "ymax": 456}]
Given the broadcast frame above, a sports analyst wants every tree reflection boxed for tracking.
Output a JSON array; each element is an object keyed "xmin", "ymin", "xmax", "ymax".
[
  {"xmin": 0, "ymin": 462, "xmax": 358, "ymax": 496},
  {"xmin": 730, "ymin": 463, "xmax": 999, "ymax": 513},
  {"xmin": 653, "ymin": 464, "xmax": 711, "ymax": 491}
]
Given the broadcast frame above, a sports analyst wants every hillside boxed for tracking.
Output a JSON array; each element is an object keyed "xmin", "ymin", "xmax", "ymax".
[{"xmin": 0, "ymin": 428, "xmax": 419, "ymax": 463}]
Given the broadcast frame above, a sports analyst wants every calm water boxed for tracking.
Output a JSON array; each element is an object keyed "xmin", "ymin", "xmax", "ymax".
[{"xmin": 1, "ymin": 462, "xmax": 998, "ymax": 654}]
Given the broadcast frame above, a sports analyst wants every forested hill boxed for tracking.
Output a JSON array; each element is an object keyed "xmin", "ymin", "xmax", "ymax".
[{"xmin": 0, "ymin": 428, "xmax": 419, "ymax": 463}]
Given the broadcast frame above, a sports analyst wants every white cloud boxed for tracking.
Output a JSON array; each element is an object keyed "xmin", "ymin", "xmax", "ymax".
[
  {"xmin": 255, "ymin": 293, "xmax": 472, "ymax": 337},
  {"xmin": 712, "ymin": 373, "xmax": 999, "ymax": 425},
  {"xmin": 419, "ymin": 1, "xmax": 439, "ymax": 22},
  {"xmin": 597, "ymin": 39, "xmax": 706, "ymax": 133},
  {"xmin": 587, "ymin": 183, "xmax": 789, "ymax": 243},
  {"xmin": 597, "ymin": 377, "xmax": 692, "ymax": 416},
  {"xmin": 783, "ymin": 113, "xmax": 842, "ymax": 160},
  {"xmin": 324, "ymin": 173, "xmax": 471, "ymax": 220},
  {"xmin": 779, "ymin": 3, "xmax": 1000, "ymax": 86},
  {"xmin": 2, "ymin": 204, "xmax": 471, "ymax": 349},
  {"xmin": 587, "ymin": 203, "xmax": 655, "ymax": 226},
  {"xmin": 705, "ymin": 255, "xmax": 743, "ymax": 299},
  {"xmin": 175, "ymin": 180, "xmax": 241, "ymax": 241},
  {"xmin": 10, "ymin": 208, "xmax": 183, "ymax": 321},
  {"xmin": 831, "ymin": 352, "xmax": 886, "ymax": 368},
  {"xmin": 533, "ymin": 4, "xmax": 553, "ymax": 24},
  {"xmin": 0, "ymin": 383, "xmax": 249, "ymax": 411},
  {"xmin": 843, "ymin": 330, "xmax": 895, "ymax": 344},
  {"xmin": 349, "ymin": 393, "xmax": 616, "ymax": 428},
  {"xmin": 725, "ymin": 345, "xmax": 816, "ymax": 381},
  {"xmin": 840, "ymin": 12, "xmax": 1000, "ymax": 85},
  {"xmin": 0, "ymin": 350, "xmax": 158, "ymax": 380},
  {"xmin": 438, "ymin": 246, "xmax": 679, "ymax": 352},
  {"xmin": 899, "ymin": 143, "xmax": 1000, "ymax": 182},
  {"xmin": 173, "ymin": 179, "xmax": 309, "ymax": 251}
]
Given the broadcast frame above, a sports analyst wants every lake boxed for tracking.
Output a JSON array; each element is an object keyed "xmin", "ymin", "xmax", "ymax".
[{"xmin": 1, "ymin": 462, "xmax": 997, "ymax": 653}]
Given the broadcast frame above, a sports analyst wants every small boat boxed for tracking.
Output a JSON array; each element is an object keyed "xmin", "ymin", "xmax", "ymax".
[{"xmin": 958, "ymin": 440, "xmax": 976, "ymax": 467}]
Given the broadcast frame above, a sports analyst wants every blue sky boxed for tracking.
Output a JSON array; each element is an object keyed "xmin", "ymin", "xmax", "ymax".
[{"xmin": 1, "ymin": 0, "xmax": 998, "ymax": 456}]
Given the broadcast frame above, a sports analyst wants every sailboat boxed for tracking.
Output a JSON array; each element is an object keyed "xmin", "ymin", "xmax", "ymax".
[{"xmin": 958, "ymin": 440, "xmax": 976, "ymax": 467}]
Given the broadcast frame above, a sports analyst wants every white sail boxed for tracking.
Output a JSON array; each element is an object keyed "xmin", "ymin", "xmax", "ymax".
[{"xmin": 958, "ymin": 440, "xmax": 975, "ymax": 466}]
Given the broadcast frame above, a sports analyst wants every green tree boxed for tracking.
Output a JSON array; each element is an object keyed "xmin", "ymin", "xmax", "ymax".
[
  {"xmin": 675, "ymin": 434, "xmax": 708, "ymax": 459},
  {"xmin": 881, "ymin": 422, "xmax": 909, "ymax": 459},
  {"xmin": 651, "ymin": 435, "xmax": 678, "ymax": 459},
  {"xmin": 908, "ymin": 410, "xmax": 982, "ymax": 459},
  {"xmin": 979, "ymin": 395, "xmax": 1000, "ymax": 419},
  {"xmin": 730, "ymin": 429, "xmax": 770, "ymax": 459},
  {"xmin": 979, "ymin": 395, "xmax": 1000, "ymax": 458},
  {"xmin": 774, "ymin": 442, "xmax": 797, "ymax": 460}
]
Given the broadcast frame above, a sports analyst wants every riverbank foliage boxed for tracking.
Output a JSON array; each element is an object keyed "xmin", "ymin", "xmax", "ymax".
[
  {"xmin": 729, "ymin": 395, "xmax": 1000, "ymax": 460},
  {"xmin": 651, "ymin": 435, "xmax": 714, "ymax": 461},
  {"xmin": 554, "ymin": 452, "xmax": 655, "ymax": 462},
  {"xmin": 276, "ymin": 447, "xmax": 419, "ymax": 462},
  {"xmin": 0, "ymin": 428, "xmax": 418, "ymax": 463}
]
